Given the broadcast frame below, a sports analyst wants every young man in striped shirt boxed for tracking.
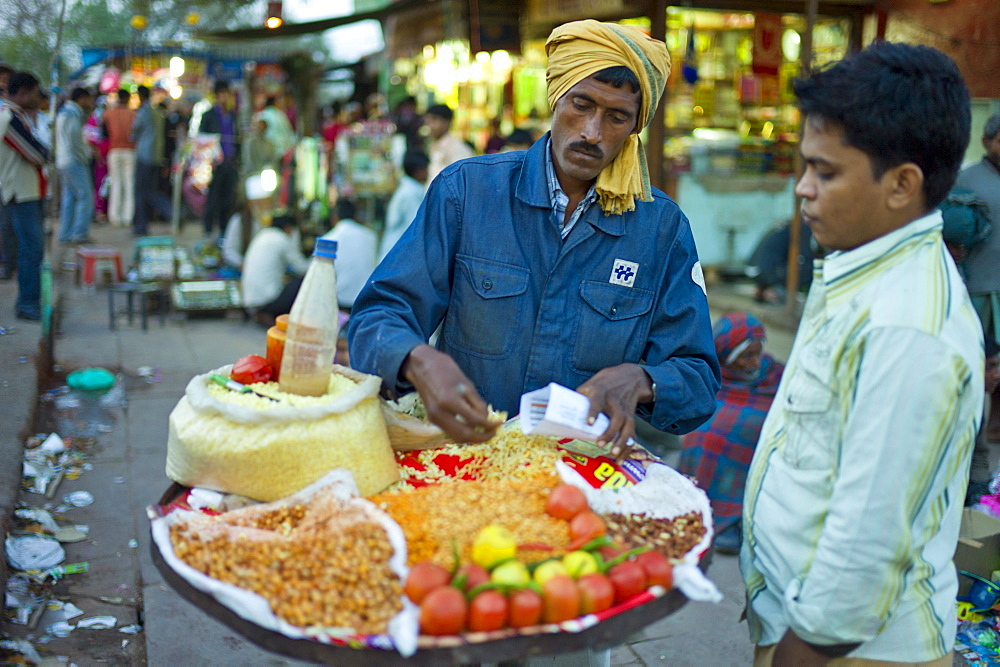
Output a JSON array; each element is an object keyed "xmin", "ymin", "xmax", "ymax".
[
  {"xmin": 0, "ymin": 72, "xmax": 50, "ymax": 321},
  {"xmin": 741, "ymin": 42, "xmax": 984, "ymax": 666}
]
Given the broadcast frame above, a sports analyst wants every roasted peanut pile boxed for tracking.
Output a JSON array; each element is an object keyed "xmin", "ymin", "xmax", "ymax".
[
  {"xmin": 604, "ymin": 511, "xmax": 706, "ymax": 560},
  {"xmin": 371, "ymin": 473, "xmax": 569, "ymax": 566},
  {"xmin": 170, "ymin": 503, "xmax": 402, "ymax": 634}
]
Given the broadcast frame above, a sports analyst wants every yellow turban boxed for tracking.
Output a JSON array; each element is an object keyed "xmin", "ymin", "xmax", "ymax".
[{"xmin": 546, "ymin": 20, "xmax": 671, "ymax": 216}]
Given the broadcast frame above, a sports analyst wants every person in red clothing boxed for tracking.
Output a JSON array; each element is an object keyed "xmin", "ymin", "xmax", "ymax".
[
  {"xmin": 677, "ymin": 312, "xmax": 784, "ymax": 553},
  {"xmin": 102, "ymin": 88, "xmax": 135, "ymax": 227}
]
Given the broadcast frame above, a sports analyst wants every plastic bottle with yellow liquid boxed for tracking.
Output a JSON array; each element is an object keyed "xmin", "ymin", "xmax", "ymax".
[{"xmin": 278, "ymin": 239, "xmax": 338, "ymax": 396}]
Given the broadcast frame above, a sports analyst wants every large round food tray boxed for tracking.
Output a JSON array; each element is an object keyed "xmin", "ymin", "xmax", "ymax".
[
  {"xmin": 151, "ymin": 428, "xmax": 716, "ymax": 664},
  {"xmin": 151, "ymin": 480, "xmax": 711, "ymax": 665}
]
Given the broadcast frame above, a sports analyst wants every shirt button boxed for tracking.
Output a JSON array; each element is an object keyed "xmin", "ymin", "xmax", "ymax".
[
  {"xmin": 482, "ymin": 279, "xmax": 493, "ymax": 290},
  {"xmin": 610, "ymin": 305, "xmax": 618, "ymax": 315}
]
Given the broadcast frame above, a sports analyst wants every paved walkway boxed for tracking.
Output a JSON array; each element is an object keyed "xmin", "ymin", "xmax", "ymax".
[{"xmin": 1, "ymin": 218, "xmax": 799, "ymax": 664}]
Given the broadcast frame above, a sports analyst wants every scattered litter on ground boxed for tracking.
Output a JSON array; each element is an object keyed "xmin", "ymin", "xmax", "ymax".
[
  {"xmin": 6, "ymin": 370, "xmax": 137, "ymax": 664},
  {"xmin": 54, "ymin": 527, "xmax": 88, "ymax": 543},
  {"xmin": 76, "ymin": 616, "xmax": 117, "ymax": 630},
  {"xmin": 62, "ymin": 491, "xmax": 93, "ymax": 508},
  {"xmin": 5, "ymin": 535, "xmax": 65, "ymax": 571},
  {"xmin": 127, "ymin": 539, "xmax": 138, "ymax": 548},
  {"xmin": 0, "ymin": 638, "xmax": 42, "ymax": 663}
]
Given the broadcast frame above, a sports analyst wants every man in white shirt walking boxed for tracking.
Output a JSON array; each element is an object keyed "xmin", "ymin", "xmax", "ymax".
[
  {"xmin": 320, "ymin": 199, "xmax": 376, "ymax": 309},
  {"xmin": 240, "ymin": 215, "xmax": 309, "ymax": 327},
  {"xmin": 56, "ymin": 87, "xmax": 95, "ymax": 244},
  {"xmin": 742, "ymin": 42, "xmax": 983, "ymax": 666},
  {"xmin": 424, "ymin": 104, "xmax": 473, "ymax": 182},
  {"xmin": 379, "ymin": 149, "xmax": 428, "ymax": 262}
]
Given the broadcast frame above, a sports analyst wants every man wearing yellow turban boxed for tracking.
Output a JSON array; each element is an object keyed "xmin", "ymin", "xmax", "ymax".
[{"xmin": 349, "ymin": 20, "xmax": 719, "ymax": 456}]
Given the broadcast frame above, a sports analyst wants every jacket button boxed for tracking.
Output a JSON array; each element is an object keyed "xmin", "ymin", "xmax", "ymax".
[
  {"xmin": 610, "ymin": 305, "xmax": 618, "ymax": 315},
  {"xmin": 482, "ymin": 279, "xmax": 493, "ymax": 290}
]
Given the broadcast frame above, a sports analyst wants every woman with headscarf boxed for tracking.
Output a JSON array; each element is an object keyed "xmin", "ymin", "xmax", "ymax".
[{"xmin": 678, "ymin": 312, "xmax": 784, "ymax": 553}]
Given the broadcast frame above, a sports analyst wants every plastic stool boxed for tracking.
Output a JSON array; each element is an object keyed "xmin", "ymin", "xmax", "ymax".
[
  {"xmin": 76, "ymin": 245, "xmax": 124, "ymax": 289},
  {"xmin": 108, "ymin": 282, "xmax": 167, "ymax": 331}
]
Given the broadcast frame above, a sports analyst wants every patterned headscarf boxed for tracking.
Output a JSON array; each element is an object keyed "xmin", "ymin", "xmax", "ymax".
[
  {"xmin": 546, "ymin": 20, "xmax": 671, "ymax": 216},
  {"xmin": 713, "ymin": 312, "xmax": 766, "ymax": 367}
]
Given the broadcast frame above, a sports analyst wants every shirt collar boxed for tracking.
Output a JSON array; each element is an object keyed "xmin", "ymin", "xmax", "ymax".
[{"xmin": 818, "ymin": 210, "xmax": 943, "ymax": 304}]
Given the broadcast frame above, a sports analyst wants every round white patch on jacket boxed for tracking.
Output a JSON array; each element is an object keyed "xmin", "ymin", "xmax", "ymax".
[{"xmin": 691, "ymin": 261, "xmax": 707, "ymax": 295}]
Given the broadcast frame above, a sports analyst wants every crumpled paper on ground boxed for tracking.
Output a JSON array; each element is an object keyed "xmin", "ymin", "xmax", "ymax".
[{"xmin": 5, "ymin": 535, "xmax": 66, "ymax": 571}]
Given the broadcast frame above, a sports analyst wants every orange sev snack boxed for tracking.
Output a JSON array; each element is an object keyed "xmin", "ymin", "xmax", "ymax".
[{"xmin": 370, "ymin": 473, "xmax": 570, "ymax": 566}]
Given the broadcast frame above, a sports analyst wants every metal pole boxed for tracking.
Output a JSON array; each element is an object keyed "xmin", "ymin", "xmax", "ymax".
[
  {"xmin": 647, "ymin": 0, "xmax": 667, "ymax": 192},
  {"xmin": 785, "ymin": 0, "xmax": 818, "ymax": 318}
]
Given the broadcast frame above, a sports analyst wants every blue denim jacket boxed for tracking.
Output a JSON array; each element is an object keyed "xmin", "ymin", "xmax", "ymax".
[{"xmin": 349, "ymin": 134, "xmax": 720, "ymax": 434}]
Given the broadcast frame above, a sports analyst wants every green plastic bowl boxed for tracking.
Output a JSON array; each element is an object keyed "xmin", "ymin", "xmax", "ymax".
[{"xmin": 66, "ymin": 367, "xmax": 116, "ymax": 392}]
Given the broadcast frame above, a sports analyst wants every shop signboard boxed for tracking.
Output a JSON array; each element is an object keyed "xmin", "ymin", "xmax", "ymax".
[
  {"xmin": 475, "ymin": 0, "xmax": 521, "ymax": 53},
  {"xmin": 526, "ymin": 0, "xmax": 627, "ymax": 24},
  {"xmin": 752, "ymin": 13, "xmax": 782, "ymax": 77}
]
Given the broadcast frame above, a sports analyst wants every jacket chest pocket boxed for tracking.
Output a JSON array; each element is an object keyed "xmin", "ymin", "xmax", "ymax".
[
  {"xmin": 444, "ymin": 255, "xmax": 530, "ymax": 359},
  {"xmin": 781, "ymin": 365, "xmax": 838, "ymax": 470},
  {"xmin": 572, "ymin": 281, "xmax": 654, "ymax": 374}
]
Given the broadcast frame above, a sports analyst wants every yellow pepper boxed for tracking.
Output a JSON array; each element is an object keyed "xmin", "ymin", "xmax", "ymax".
[
  {"xmin": 471, "ymin": 525, "xmax": 517, "ymax": 569},
  {"xmin": 491, "ymin": 560, "xmax": 530, "ymax": 587},
  {"xmin": 562, "ymin": 550, "xmax": 599, "ymax": 578},
  {"xmin": 533, "ymin": 559, "xmax": 569, "ymax": 586}
]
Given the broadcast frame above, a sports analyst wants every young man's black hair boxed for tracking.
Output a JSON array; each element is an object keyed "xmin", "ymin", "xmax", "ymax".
[
  {"xmin": 7, "ymin": 71, "xmax": 40, "ymax": 97},
  {"xmin": 425, "ymin": 104, "xmax": 453, "ymax": 122},
  {"xmin": 793, "ymin": 41, "xmax": 970, "ymax": 211},
  {"xmin": 402, "ymin": 150, "xmax": 430, "ymax": 179}
]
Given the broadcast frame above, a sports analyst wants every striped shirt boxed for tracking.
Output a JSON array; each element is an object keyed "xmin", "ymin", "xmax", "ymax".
[
  {"xmin": 544, "ymin": 137, "xmax": 597, "ymax": 240},
  {"xmin": 741, "ymin": 211, "xmax": 984, "ymax": 662},
  {"xmin": 0, "ymin": 99, "xmax": 50, "ymax": 203}
]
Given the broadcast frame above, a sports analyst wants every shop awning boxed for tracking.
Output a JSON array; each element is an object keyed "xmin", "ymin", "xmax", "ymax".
[{"xmin": 195, "ymin": 0, "xmax": 435, "ymax": 41}]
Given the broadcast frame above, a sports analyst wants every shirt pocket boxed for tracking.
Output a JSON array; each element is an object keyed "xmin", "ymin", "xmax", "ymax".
[
  {"xmin": 780, "ymin": 366, "xmax": 838, "ymax": 470},
  {"xmin": 572, "ymin": 281, "xmax": 654, "ymax": 374},
  {"xmin": 444, "ymin": 254, "xmax": 530, "ymax": 359}
]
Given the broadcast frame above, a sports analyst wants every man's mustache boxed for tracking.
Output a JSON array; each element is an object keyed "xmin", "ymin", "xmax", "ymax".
[{"xmin": 568, "ymin": 141, "xmax": 603, "ymax": 159}]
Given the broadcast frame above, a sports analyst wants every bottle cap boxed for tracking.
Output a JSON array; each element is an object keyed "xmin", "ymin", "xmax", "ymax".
[
  {"xmin": 275, "ymin": 314, "xmax": 289, "ymax": 331},
  {"xmin": 314, "ymin": 238, "xmax": 338, "ymax": 259}
]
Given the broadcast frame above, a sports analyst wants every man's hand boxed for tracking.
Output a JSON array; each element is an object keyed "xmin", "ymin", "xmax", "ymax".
[
  {"xmin": 401, "ymin": 345, "xmax": 499, "ymax": 443},
  {"xmin": 576, "ymin": 363, "xmax": 654, "ymax": 459}
]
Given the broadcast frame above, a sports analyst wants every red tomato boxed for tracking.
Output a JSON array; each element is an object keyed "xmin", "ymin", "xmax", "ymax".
[
  {"xmin": 508, "ymin": 588, "xmax": 543, "ymax": 628},
  {"xmin": 597, "ymin": 543, "xmax": 625, "ymax": 563},
  {"xmin": 542, "ymin": 574, "xmax": 581, "ymax": 624},
  {"xmin": 230, "ymin": 355, "xmax": 273, "ymax": 384},
  {"xmin": 419, "ymin": 586, "xmax": 467, "ymax": 635},
  {"xmin": 577, "ymin": 572, "xmax": 615, "ymax": 614},
  {"xmin": 635, "ymin": 551, "xmax": 673, "ymax": 589},
  {"xmin": 404, "ymin": 562, "xmax": 451, "ymax": 604},
  {"xmin": 468, "ymin": 590, "xmax": 508, "ymax": 632},
  {"xmin": 453, "ymin": 563, "xmax": 490, "ymax": 593},
  {"xmin": 608, "ymin": 561, "xmax": 647, "ymax": 605},
  {"xmin": 545, "ymin": 484, "xmax": 589, "ymax": 521},
  {"xmin": 569, "ymin": 511, "xmax": 606, "ymax": 544}
]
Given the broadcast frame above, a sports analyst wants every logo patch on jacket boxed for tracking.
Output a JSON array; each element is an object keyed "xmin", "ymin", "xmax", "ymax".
[{"xmin": 609, "ymin": 259, "xmax": 638, "ymax": 287}]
